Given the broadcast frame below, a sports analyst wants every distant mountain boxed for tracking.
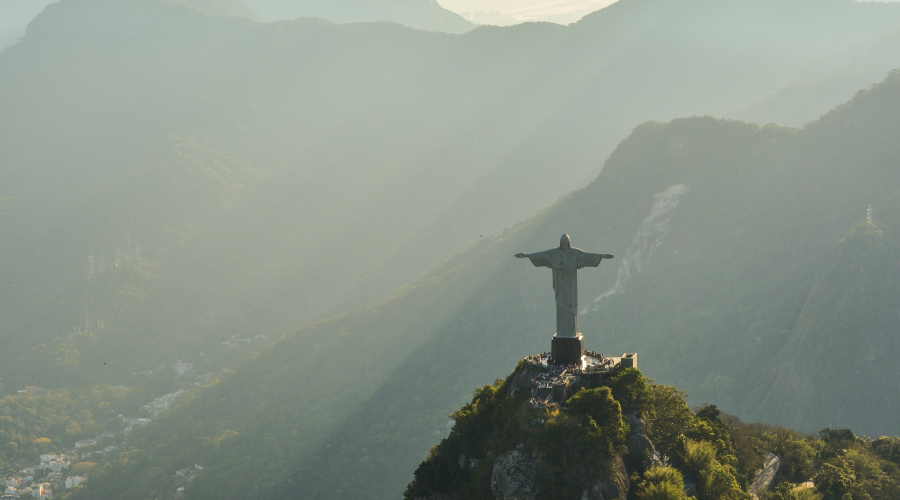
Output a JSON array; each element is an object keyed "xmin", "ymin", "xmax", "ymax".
[
  {"xmin": 168, "ymin": 0, "xmax": 264, "ymax": 20},
  {"xmin": 0, "ymin": 0, "xmax": 55, "ymax": 50},
  {"xmin": 6, "ymin": 0, "xmax": 900, "ymax": 395},
  {"xmin": 241, "ymin": 0, "xmax": 474, "ymax": 32},
  {"xmin": 7, "ymin": 2, "xmax": 900, "ymax": 499},
  {"xmin": 62, "ymin": 69, "xmax": 900, "ymax": 500},
  {"xmin": 0, "ymin": 0, "xmax": 264, "ymax": 50},
  {"xmin": 727, "ymin": 25, "xmax": 900, "ymax": 127}
]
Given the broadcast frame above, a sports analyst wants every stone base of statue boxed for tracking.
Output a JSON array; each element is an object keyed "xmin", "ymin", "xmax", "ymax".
[{"xmin": 551, "ymin": 333, "xmax": 584, "ymax": 365}]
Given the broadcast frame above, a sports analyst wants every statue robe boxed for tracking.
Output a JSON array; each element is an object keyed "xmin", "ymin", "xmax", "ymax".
[{"xmin": 525, "ymin": 247, "xmax": 606, "ymax": 337}]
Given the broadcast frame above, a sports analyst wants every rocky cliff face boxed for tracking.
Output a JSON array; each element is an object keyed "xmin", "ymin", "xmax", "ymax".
[
  {"xmin": 491, "ymin": 447, "xmax": 541, "ymax": 500},
  {"xmin": 625, "ymin": 412, "xmax": 657, "ymax": 461},
  {"xmin": 487, "ymin": 446, "xmax": 630, "ymax": 500}
]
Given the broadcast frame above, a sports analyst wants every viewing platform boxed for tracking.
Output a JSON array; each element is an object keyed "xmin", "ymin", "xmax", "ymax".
[{"xmin": 514, "ymin": 351, "xmax": 638, "ymax": 407}]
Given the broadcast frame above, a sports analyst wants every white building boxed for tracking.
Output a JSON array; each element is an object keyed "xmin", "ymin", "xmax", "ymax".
[
  {"xmin": 65, "ymin": 476, "xmax": 84, "ymax": 489},
  {"xmin": 31, "ymin": 482, "xmax": 51, "ymax": 498},
  {"xmin": 75, "ymin": 439, "xmax": 97, "ymax": 448},
  {"xmin": 44, "ymin": 460, "xmax": 69, "ymax": 471}
]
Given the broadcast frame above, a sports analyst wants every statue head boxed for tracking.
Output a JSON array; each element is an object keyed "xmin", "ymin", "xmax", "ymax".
[{"xmin": 559, "ymin": 234, "xmax": 571, "ymax": 250}]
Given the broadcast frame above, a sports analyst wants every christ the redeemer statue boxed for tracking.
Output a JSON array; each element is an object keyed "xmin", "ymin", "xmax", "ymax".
[{"xmin": 516, "ymin": 234, "xmax": 613, "ymax": 349}]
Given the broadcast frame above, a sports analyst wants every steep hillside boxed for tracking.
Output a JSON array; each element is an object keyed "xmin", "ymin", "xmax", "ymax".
[
  {"xmin": 749, "ymin": 223, "xmax": 900, "ymax": 433},
  {"xmin": 728, "ymin": 26, "xmax": 900, "ymax": 127},
  {"xmin": 61, "ymin": 70, "xmax": 900, "ymax": 500}
]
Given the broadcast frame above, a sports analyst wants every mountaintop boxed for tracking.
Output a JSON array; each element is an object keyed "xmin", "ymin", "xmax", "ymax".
[{"xmin": 406, "ymin": 364, "xmax": 900, "ymax": 500}]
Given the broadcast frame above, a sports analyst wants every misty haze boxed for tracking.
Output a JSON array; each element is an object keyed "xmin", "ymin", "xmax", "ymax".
[{"xmin": 3, "ymin": 0, "xmax": 900, "ymax": 499}]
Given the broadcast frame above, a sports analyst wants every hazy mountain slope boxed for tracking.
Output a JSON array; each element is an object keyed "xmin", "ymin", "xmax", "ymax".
[
  {"xmin": 65, "ymin": 70, "xmax": 900, "ymax": 500},
  {"xmin": 739, "ymin": 76, "xmax": 900, "ymax": 431},
  {"xmin": 726, "ymin": 72, "xmax": 884, "ymax": 127},
  {"xmin": 241, "ymin": 0, "xmax": 474, "ymax": 32},
  {"xmin": 165, "ymin": 0, "xmax": 264, "ymax": 20},
  {"xmin": 728, "ymin": 26, "xmax": 900, "ymax": 127},
  {"xmin": 0, "ymin": 0, "xmax": 263, "ymax": 51},
  {"xmin": 749, "ymin": 223, "xmax": 900, "ymax": 433},
  {"xmin": 10, "ymin": 0, "xmax": 900, "ymax": 397}
]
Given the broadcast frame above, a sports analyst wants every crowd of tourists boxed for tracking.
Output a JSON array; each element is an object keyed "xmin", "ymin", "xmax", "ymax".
[
  {"xmin": 523, "ymin": 355, "xmax": 575, "ymax": 407},
  {"xmin": 522, "ymin": 351, "xmax": 612, "ymax": 407},
  {"xmin": 529, "ymin": 396, "xmax": 549, "ymax": 406}
]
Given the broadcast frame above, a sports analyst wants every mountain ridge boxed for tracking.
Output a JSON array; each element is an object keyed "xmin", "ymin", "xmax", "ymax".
[
  {"xmin": 59, "ymin": 69, "xmax": 900, "ymax": 500},
  {"xmin": 8, "ymin": 0, "xmax": 900, "ymax": 390},
  {"xmin": 241, "ymin": 0, "xmax": 474, "ymax": 33}
]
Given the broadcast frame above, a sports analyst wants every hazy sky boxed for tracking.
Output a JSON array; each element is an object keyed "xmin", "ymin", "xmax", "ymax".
[
  {"xmin": 448, "ymin": 0, "xmax": 900, "ymax": 26},
  {"xmin": 440, "ymin": 0, "xmax": 619, "ymax": 25}
]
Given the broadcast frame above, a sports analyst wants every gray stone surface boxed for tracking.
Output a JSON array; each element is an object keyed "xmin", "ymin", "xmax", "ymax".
[
  {"xmin": 624, "ymin": 413, "xmax": 658, "ymax": 463},
  {"xmin": 491, "ymin": 449, "xmax": 540, "ymax": 500},
  {"xmin": 516, "ymin": 234, "xmax": 612, "ymax": 338},
  {"xmin": 588, "ymin": 455, "xmax": 629, "ymax": 500},
  {"xmin": 749, "ymin": 452, "xmax": 782, "ymax": 498},
  {"xmin": 412, "ymin": 494, "xmax": 455, "ymax": 500},
  {"xmin": 489, "ymin": 446, "xmax": 628, "ymax": 500},
  {"xmin": 506, "ymin": 368, "xmax": 535, "ymax": 395}
]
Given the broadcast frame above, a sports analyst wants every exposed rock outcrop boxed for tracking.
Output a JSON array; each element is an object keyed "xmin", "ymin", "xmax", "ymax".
[
  {"xmin": 491, "ymin": 448, "xmax": 540, "ymax": 500},
  {"xmin": 412, "ymin": 494, "xmax": 455, "ymax": 500},
  {"xmin": 749, "ymin": 452, "xmax": 782, "ymax": 498},
  {"xmin": 507, "ymin": 368, "xmax": 535, "ymax": 395},
  {"xmin": 587, "ymin": 455, "xmax": 629, "ymax": 500},
  {"xmin": 416, "ymin": 493, "xmax": 456, "ymax": 500},
  {"xmin": 488, "ymin": 447, "xmax": 629, "ymax": 500},
  {"xmin": 625, "ymin": 413, "xmax": 658, "ymax": 463}
]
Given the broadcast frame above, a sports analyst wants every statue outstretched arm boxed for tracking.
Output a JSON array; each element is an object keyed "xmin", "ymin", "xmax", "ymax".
[
  {"xmin": 576, "ymin": 251, "xmax": 614, "ymax": 268},
  {"xmin": 516, "ymin": 249, "xmax": 555, "ymax": 267}
]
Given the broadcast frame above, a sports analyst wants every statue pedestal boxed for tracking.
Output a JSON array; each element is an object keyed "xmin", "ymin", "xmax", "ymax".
[{"xmin": 551, "ymin": 333, "xmax": 583, "ymax": 365}]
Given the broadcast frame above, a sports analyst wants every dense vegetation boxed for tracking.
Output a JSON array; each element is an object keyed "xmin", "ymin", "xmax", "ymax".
[
  {"xmin": 0, "ymin": 385, "xmax": 143, "ymax": 468},
  {"xmin": 406, "ymin": 367, "xmax": 900, "ymax": 500},
  {"xmin": 405, "ymin": 367, "xmax": 634, "ymax": 500}
]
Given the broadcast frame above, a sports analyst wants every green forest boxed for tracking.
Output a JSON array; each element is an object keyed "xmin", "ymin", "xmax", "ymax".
[
  {"xmin": 0, "ymin": 385, "xmax": 136, "ymax": 467},
  {"xmin": 407, "ymin": 367, "xmax": 900, "ymax": 500}
]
